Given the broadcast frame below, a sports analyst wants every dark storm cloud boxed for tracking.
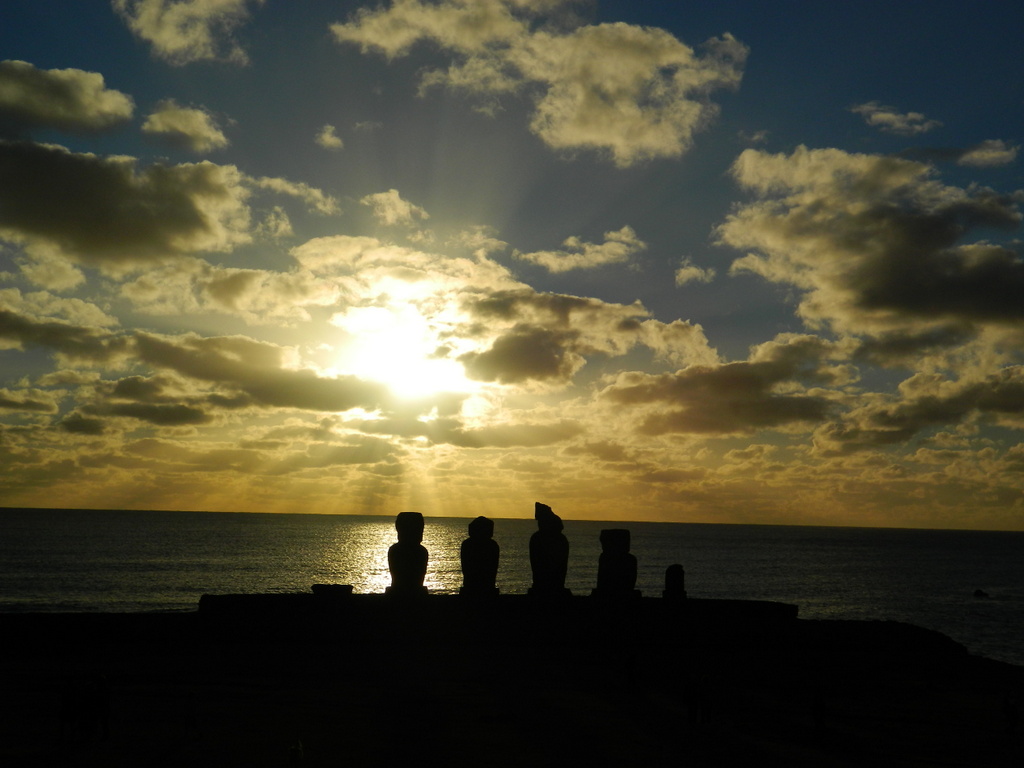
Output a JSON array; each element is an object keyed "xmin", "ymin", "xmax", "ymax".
[
  {"xmin": 0, "ymin": 60, "xmax": 134, "ymax": 137},
  {"xmin": 0, "ymin": 141, "xmax": 252, "ymax": 271}
]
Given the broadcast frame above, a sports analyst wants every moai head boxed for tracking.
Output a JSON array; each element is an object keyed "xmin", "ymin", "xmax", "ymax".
[
  {"xmin": 468, "ymin": 515, "xmax": 494, "ymax": 539},
  {"xmin": 664, "ymin": 563, "xmax": 686, "ymax": 599},
  {"xmin": 395, "ymin": 511, "xmax": 424, "ymax": 544},
  {"xmin": 535, "ymin": 502, "xmax": 563, "ymax": 533},
  {"xmin": 599, "ymin": 528, "xmax": 630, "ymax": 556}
]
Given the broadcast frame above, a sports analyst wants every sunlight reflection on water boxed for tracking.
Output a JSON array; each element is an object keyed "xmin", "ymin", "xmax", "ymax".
[{"xmin": 316, "ymin": 518, "xmax": 471, "ymax": 594}]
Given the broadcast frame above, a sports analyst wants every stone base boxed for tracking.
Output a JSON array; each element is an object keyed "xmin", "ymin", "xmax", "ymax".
[
  {"xmin": 311, "ymin": 584, "xmax": 354, "ymax": 598},
  {"xmin": 590, "ymin": 589, "xmax": 642, "ymax": 602},
  {"xmin": 459, "ymin": 586, "xmax": 499, "ymax": 598},
  {"xmin": 385, "ymin": 585, "xmax": 428, "ymax": 598},
  {"xmin": 527, "ymin": 586, "xmax": 572, "ymax": 599}
]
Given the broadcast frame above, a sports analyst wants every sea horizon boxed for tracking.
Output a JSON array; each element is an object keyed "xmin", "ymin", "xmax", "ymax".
[{"xmin": 4, "ymin": 506, "xmax": 1023, "ymax": 534}]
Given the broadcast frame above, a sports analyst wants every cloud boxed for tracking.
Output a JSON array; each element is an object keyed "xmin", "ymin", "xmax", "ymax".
[
  {"xmin": 315, "ymin": 124, "xmax": 344, "ymax": 150},
  {"xmin": 59, "ymin": 412, "xmax": 106, "ymax": 435},
  {"xmin": 255, "ymin": 176, "xmax": 341, "ymax": 215},
  {"xmin": 332, "ymin": 0, "xmax": 747, "ymax": 166},
  {"xmin": 0, "ymin": 141, "xmax": 253, "ymax": 279},
  {"xmin": 113, "ymin": 0, "xmax": 264, "ymax": 65},
  {"xmin": 0, "ymin": 139, "xmax": 346, "ymax": 286},
  {"xmin": 849, "ymin": 101, "xmax": 942, "ymax": 135},
  {"xmin": 719, "ymin": 146, "xmax": 1024, "ymax": 351},
  {"xmin": 0, "ymin": 60, "xmax": 134, "ymax": 136},
  {"xmin": 255, "ymin": 206, "xmax": 293, "ymax": 239},
  {"xmin": 460, "ymin": 324, "xmax": 584, "ymax": 384},
  {"xmin": 445, "ymin": 419, "xmax": 583, "ymax": 447},
  {"xmin": 134, "ymin": 332, "xmax": 392, "ymax": 413},
  {"xmin": 852, "ymin": 324, "xmax": 976, "ymax": 367},
  {"xmin": 515, "ymin": 225, "xmax": 645, "ymax": 272},
  {"xmin": 458, "ymin": 288, "xmax": 717, "ymax": 385},
  {"xmin": 0, "ymin": 308, "xmax": 131, "ymax": 363},
  {"xmin": 0, "ymin": 288, "xmax": 119, "ymax": 328},
  {"xmin": 360, "ymin": 189, "xmax": 429, "ymax": 226},
  {"xmin": 119, "ymin": 258, "xmax": 341, "ymax": 323},
  {"xmin": 0, "ymin": 388, "xmax": 59, "ymax": 414},
  {"xmin": 957, "ymin": 139, "xmax": 1019, "ymax": 167},
  {"xmin": 289, "ymin": 235, "xmax": 716, "ymax": 392},
  {"xmin": 354, "ymin": 408, "xmax": 584, "ymax": 447},
  {"xmin": 142, "ymin": 99, "xmax": 229, "ymax": 152},
  {"xmin": 815, "ymin": 367, "xmax": 1024, "ymax": 453},
  {"xmin": 900, "ymin": 139, "xmax": 1020, "ymax": 168},
  {"xmin": 674, "ymin": 257, "xmax": 716, "ymax": 286},
  {"xmin": 451, "ymin": 225, "xmax": 508, "ymax": 258},
  {"xmin": 266, "ymin": 437, "xmax": 401, "ymax": 474},
  {"xmin": 61, "ymin": 373, "xmax": 215, "ymax": 427},
  {"xmin": 601, "ymin": 334, "xmax": 842, "ymax": 435}
]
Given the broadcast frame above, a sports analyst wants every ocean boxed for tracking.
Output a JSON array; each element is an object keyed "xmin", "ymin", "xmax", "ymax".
[{"xmin": 1, "ymin": 508, "xmax": 1022, "ymax": 667}]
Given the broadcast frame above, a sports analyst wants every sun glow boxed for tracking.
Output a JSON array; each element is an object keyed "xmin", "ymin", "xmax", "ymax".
[{"xmin": 328, "ymin": 304, "xmax": 477, "ymax": 399}]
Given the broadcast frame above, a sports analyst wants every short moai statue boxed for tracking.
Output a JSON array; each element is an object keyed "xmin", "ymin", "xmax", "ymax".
[
  {"xmin": 460, "ymin": 516, "xmax": 499, "ymax": 597},
  {"xmin": 592, "ymin": 528, "xmax": 640, "ymax": 600},
  {"xmin": 386, "ymin": 511, "xmax": 428, "ymax": 597},
  {"xmin": 663, "ymin": 563, "xmax": 687, "ymax": 600},
  {"xmin": 528, "ymin": 502, "xmax": 571, "ymax": 598}
]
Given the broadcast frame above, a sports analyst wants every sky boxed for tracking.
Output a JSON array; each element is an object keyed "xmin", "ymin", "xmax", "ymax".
[{"xmin": 1, "ymin": 0, "xmax": 1023, "ymax": 529}]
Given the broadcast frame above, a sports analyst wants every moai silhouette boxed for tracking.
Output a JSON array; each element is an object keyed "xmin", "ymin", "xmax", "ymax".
[
  {"xmin": 592, "ymin": 528, "xmax": 640, "ymax": 600},
  {"xmin": 528, "ymin": 502, "xmax": 571, "ymax": 598},
  {"xmin": 663, "ymin": 563, "xmax": 687, "ymax": 600},
  {"xmin": 386, "ymin": 511, "xmax": 428, "ymax": 596},
  {"xmin": 460, "ymin": 516, "xmax": 499, "ymax": 597}
]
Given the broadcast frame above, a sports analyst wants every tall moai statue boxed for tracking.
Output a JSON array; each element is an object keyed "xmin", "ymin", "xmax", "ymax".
[
  {"xmin": 592, "ymin": 528, "xmax": 640, "ymax": 601},
  {"xmin": 460, "ymin": 516, "xmax": 500, "ymax": 597},
  {"xmin": 528, "ymin": 502, "xmax": 571, "ymax": 598},
  {"xmin": 387, "ymin": 511, "xmax": 428, "ymax": 596},
  {"xmin": 663, "ymin": 563, "xmax": 687, "ymax": 600}
]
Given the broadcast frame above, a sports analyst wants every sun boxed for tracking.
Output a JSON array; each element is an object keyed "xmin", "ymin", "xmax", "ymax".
[{"xmin": 327, "ymin": 304, "xmax": 477, "ymax": 400}]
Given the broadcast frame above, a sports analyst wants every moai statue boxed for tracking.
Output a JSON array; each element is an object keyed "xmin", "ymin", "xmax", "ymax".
[
  {"xmin": 663, "ymin": 563, "xmax": 687, "ymax": 600},
  {"xmin": 592, "ymin": 528, "xmax": 640, "ymax": 600},
  {"xmin": 528, "ymin": 502, "xmax": 571, "ymax": 598},
  {"xmin": 386, "ymin": 511, "xmax": 428, "ymax": 596},
  {"xmin": 460, "ymin": 516, "xmax": 500, "ymax": 597}
]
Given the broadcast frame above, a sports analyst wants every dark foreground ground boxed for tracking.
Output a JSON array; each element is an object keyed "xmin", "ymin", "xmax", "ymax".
[{"xmin": 1, "ymin": 594, "xmax": 1021, "ymax": 767}]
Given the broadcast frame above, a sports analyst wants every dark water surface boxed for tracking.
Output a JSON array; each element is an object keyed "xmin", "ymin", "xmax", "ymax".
[{"xmin": 2, "ymin": 508, "xmax": 1022, "ymax": 666}]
